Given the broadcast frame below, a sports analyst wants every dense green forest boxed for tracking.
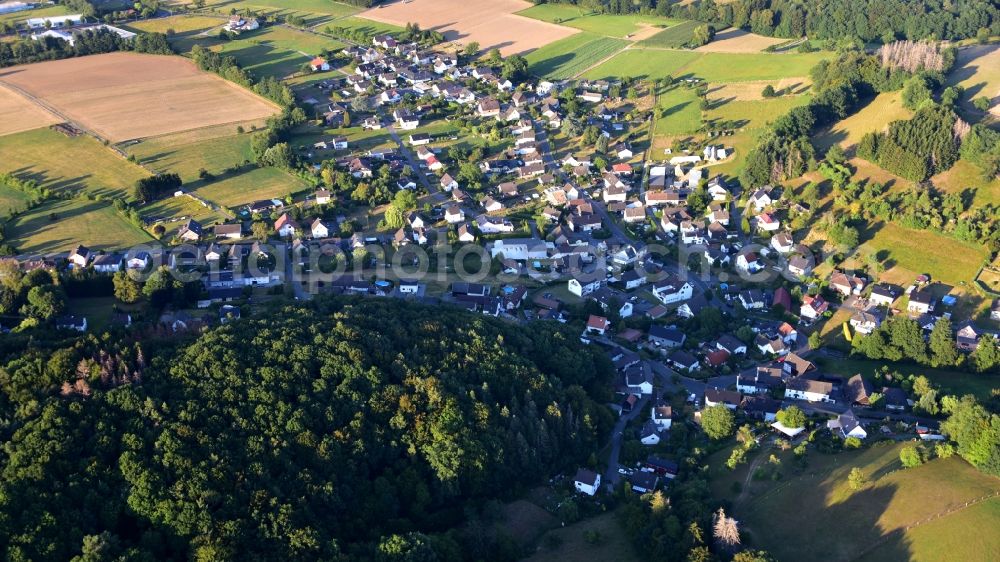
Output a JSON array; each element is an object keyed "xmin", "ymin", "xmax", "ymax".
[
  {"xmin": 0, "ymin": 298, "xmax": 615, "ymax": 561},
  {"xmin": 535, "ymin": 0, "xmax": 999, "ymax": 42}
]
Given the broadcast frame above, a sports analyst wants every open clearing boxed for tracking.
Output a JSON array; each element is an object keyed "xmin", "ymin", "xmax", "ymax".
[
  {"xmin": 0, "ymin": 52, "xmax": 279, "ymax": 142},
  {"xmin": 0, "ymin": 83, "xmax": 57, "ymax": 137},
  {"xmin": 706, "ymin": 77, "xmax": 811, "ymax": 101},
  {"xmin": 359, "ymin": 0, "xmax": 578, "ymax": 56},
  {"xmin": 0, "ymin": 127, "xmax": 147, "ymax": 200},
  {"xmin": 858, "ymin": 222, "xmax": 989, "ymax": 286},
  {"xmin": 726, "ymin": 443, "xmax": 1000, "ymax": 562},
  {"xmin": 214, "ymin": 25, "xmax": 345, "ymax": 80},
  {"xmin": 517, "ymin": 3, "xmax": 679, "ymax": 38},
  {"xmin": 125, "ymin": 123, "xmax": 258, "ymax": 183},
  {"xmin": 815, "ymin": 92, "xmax": 912, "ymax": 152},
  {"xmin": 195, "ymin": 166, "xmax": 309, "ymax": 209},
  {"xmin": 947, "ymin": 44, "xmax": 1000, "ymax": 117},
  {"xmin": 525, "ymin": 33, "xmax": 629, "ymax": 79},
  {"xmin": 6, "ymin": 197, "xmax": 154, "ymax": 254},
  {"xmin": 695, "ymin": 27, "xmax": 786, "ymax": 52}
]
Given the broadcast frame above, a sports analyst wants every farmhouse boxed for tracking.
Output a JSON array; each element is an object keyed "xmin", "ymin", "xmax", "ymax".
[{"xmin": 784, "ymin": 378, "xmax": 833, "ymax": 403}]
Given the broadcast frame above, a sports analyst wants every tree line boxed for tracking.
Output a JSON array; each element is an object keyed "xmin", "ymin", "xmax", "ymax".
[{"xmin": 0, "ymin": 28, "xmax": 172, "ymax": 68}]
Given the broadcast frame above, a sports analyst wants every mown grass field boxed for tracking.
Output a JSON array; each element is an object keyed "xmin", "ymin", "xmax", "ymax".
[
  {"xmin": 724, "ymin": 443, "xmax": 1000, "ymax": 562},
  {"xmin": 0, "ymin": 128, "xmax": 147, "ymax": 201},
  {"xmin": 6, "ymin": 198, "xmax": 154, "ymax": 254},
  {"xmin": 0, "ymin": 4, "xmax": 68, "ymax": 27},
  {"xmin": 947, "ymin": 44, "xmax": 1000, "ymax": 117},
  {"xmin": 195, "ymin": 166, "xmax": 308, "ymax": 209},
  {"xmin": 324, "ymin": 16, "xmax": 406, "ymax": 37},
  {"xmin": 522, "ymin": 510, "xmax": 640, "ymax": 562},
  {"xmin": 125, "ymin": 123, "xmax": 258, "ymax": 183},
  {"xmin": 814, "ymin": 92, "xmax": 912, "ymax": 152},
  {"xmin": 124, "ymin": 15, "xmax": 225, "ymax": 52},
  {"xmin": 706, "ymin": 95, "xmax": 812, "ymax": 131},
  {"xmin": 168, "ymin": 0, "xmax": 360, "ymax": 26},
  {"xmin": 654, "ymin": 85, "xmax": 702, "ymax": 136},
  {"xmin": 139, "ymin": 195, "xmax": 228, "ymax": 239},
  {"xmin": 213, "ymin": 26, "xmax": 345, "ymax": 80},
  {"xmin": 582, "ymin": 48, "xmax": 702, "ymax": 80},
  {"xmin": 516, "ymin": 3, "xmax": 678, "ymax": 38},
  {"xmin": 525, "ymin": 33, "xmax": 629, "ymax": 79},
  {"xmin": 636, "ymin": 19, "xmax": 701, "ymax": 48},
  {"xmin": 931, "ymin": 159, "xmax": 1000, "ymax": 208},
  {"xmin": 816, "ymin": 358, "xmax": 1000, "ymax": 401},
  {"xmin": 0, "ymin": 184, "xmax": 31, "ymax": 216},
  {"xmin": 858, "ymin": 222, "xmax": 989, "ymax": 286}
]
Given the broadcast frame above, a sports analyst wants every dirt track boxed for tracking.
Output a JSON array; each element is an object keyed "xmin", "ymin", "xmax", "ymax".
[{"xmin": 0, "ymin": 52, "xmax": 279, "ymax": 142}]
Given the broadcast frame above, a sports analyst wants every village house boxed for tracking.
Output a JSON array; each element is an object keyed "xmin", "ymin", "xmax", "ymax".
[
  {"xmin": 846, "ymin": 374, "xmax": 874, "ymax": 406},
  {"xmin": 214, "ymin": 224, "xmax": 242, "ymax": 240},
  {"xmin": 668, "ymin": 350, "xmax": 699, "ymax": 373},
  {"xmin": 830, "ymin": 271, "xmax": 867, "ymax": 296},
  {"xmin": 869, "ymin": 284, "xmax": 899, "ymax": 307},
  {"xmin": 800, "ymin": 295, "xmax": 829, "ymax": 320},
  {"xmin": 573, "ymin": 469, "xmax": 601, "ymax": 496},
  {"xmin": 651, "ymin": 400, "xmax": 673, "ymax": 430},
  {"xmin": 784, "ymin": 378, "xmax": 834, "ymax": 403},
  {"xmin": 444, "ymin": 206, "xmax": 465, "ymax": 224},
  {"xmin": 648, "ymin": 325, "xmax": 686, "ymax": 348},
  {"xmin": 568, "ymin": 275, "xmax": 603, "ymax": 298},
  {"xmin": 585, "ymin": 314, "xmax": 610, "ymax": 336},
  {"xmin": 850, "ymin": 310, "xmax": 882, "ymax": 335},
  {"xmin": 704, "ymin": 388, "xmax": 741, "ymax": 410},
  {"xmin": 275, "ymin": 214, "xmax": 298, "ymax": 237},
  {"xmin": 178, "ymin": 219, "xmax": 203, "ymax": 242},
  {"xmin": 651, "ymin": 276, "xmax": 693, "ymax": 305}
]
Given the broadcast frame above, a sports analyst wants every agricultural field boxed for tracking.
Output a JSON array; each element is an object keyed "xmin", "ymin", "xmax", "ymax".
[
  {"xmin": 0, "ymin": 4, "xmax": 68, "ymax": 27},
  {"xmin": 0, "ymin": 127, "xmax": 147, "ymax": 200},
  {"xmin": 706, "ymin": 77, "xmax": 811, "ymax": 101},
  {"xmin": 717, "ymin": 442, "xmax": 1000, "ymax": 562},
  {"xmin": 124, "ymin": 123, "xmax": 259, "ymax": 183},
  {"xmin": 124, "ymin": 15, "xmax": 225, "ymax": 52},
  {"xmin": 694, "ymin": 27, "xmax": 786, "ymax": 52},
  {"xmin": 516, "ymin": 3, "xmax": 679, "ymax": 39},
  {"xmin": 857, "ymin": 222, "xmax": 990, "ymax": 286},
  {"xmin": 323, "ymin": 16, "xmax": 406, "ymax": 38},
  {"xmin": 166, "ymin": 0, "xmax": 360, "ymax": 26},
  {"xmin": 359, "ymin": 0, "xmax": 578, "ymax": 56},
  {"xmin": 5, "ymin": 197, "xmax": 154, "ymax": 254},
  {"xmin": 525, "ymin": 33, "xmax": 629, "ymax": 79},
  {"xmin": 683, "ymin": 51, "xmax": 830, "ymax": 82},
  {"xmin": 814, "ymin": 92, "xmax": 912, "ymax": 152},
  {"xmin": 212, "ymin": 26, "xmax": 345, "ymax": 80},
  {"xmin": 636, "ymin": 19, "xmax": 701, "ymax": 48},
  {"xmin": 0, "ymin": 52, "xmax": 279, "ymax": 142},
  {"xmin": 194, "ymin": 166, "xmax": 309, "ymax": 209},
  {"xmin": 0, "ymin": 84, "xmax": 58, "ymax": 137},
  {"xmin": 947, "ymin": 43, "xmax": 1000, "ymax": 117},
  {"xmin": 653, "ymin": 85, "xmax": 702, "ymax": 136},
  {"xmin": 582, "ymin": 48, "xmax": 701, "ymax": 81},
  {"xmin": 706, "ymin": 95, "xmax": 812, "ymax": 131}
]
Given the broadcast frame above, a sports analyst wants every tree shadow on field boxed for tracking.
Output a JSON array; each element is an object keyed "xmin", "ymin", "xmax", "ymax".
[
  {"xmin": 740, "ymin": 480, "xmax": 913, "ymax": 562},
  {"xmin": 531, "ymin": 52, "xmax": 575, "ymax": 75}
]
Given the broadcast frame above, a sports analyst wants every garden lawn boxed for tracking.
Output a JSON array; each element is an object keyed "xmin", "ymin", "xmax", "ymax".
[
  {"xmin": 734, "ymin": 443, "xmax": 1000, "ymax": 562},
  {"xmin": 214, "ymin": 26, "xmax": 345, "ymax": 80},
  {"xmin": 195, "ymin": 166, "xmax": 309, "ymax": 209},
  {"xmin": 525, "ymin": 33, "xmax": 629, "ymax": 79},
  {"xmin": 815, "ymin": 357, "xmax": 999, "ymax": 401},
  {"xmin": 6, "ymin": 198, "xmax": 154, "ymax": 254},
  {"xmin": 0, "ymin": 128, "xmax": 147, "ymax": 201},
  {"xmin": 126, "ymin": 124, "xmax": 257, "ymax": 183},
  {"xmin": 582, "ymin": 48, "xmax": 702, "ymax": 81},
  {"xmin": 516, "ymin": 3, "xmax": 679, "ymax": 37},
  {"xmin": 654, "ymin": 85, "xmax": 702, "ymax": 136}
]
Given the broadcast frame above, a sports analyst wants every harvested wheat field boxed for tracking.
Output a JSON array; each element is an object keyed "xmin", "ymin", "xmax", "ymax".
[
  {"xmin": 0, "ymin": 83, "xmax": 58, "ymax": 136},
  {"xmin": 360, "ymin": 0, "xmax": 578, "ymax": 56},
  {"xmin": 0, "ymin": 52, "xmax": 280, "ymax": 142},
  {"xmin": 695, "ymin": 27, "xmax": 786, "ymax": 53}
]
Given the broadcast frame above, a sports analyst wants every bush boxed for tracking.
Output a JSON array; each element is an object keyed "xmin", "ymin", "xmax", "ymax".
[{"xmin": 900, "ymin": 444, "xmax": 925, "ymax": 468}]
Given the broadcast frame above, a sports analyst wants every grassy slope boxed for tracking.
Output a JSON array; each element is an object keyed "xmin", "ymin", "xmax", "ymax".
[
  {"xmin": 727, "ymin": 443, "xmax": 1000, "ymax": 562},
  {"xmin": 637, "ymin": 20, "xmax": 701, "ymax": 48},
  {"xmin": 525, "ymin": 33, "xmax": 629, "ymax": 79},
  {"xmin": 816, "ymin": 357, "xmax": 1000, "ymax": 402},
  {"xmin": 516, "ymin": 4, "xmax": 678, "ymax": 37},
  {"xmin": 6, "ymin": 198, "xmax": 154, "ymax": 254},
  {"xmin": 126, "ymin": 124, "xmax": 256, "ymax": 183},
  {"xmin": 583, "ymin": 49, "xmax": 828, "ymax": 82},
  {"xmin": 859, "ymin": 222, "xmax": 989, "ymax": 286},
  {"xmin": 0, "ymin": 185, "xmax": 31, "ymax": 216},
  {"xmin": 522, "ymin": 510, "xmax": 640, "ymax": 562},
  {"xmin": 195, "ymin": 166, "xmax": 308, "ymax": 208},
  {"xmin": 814, "ymin": 91, "xmax": 911, "ymax": 152},
  {"xmin": 654, "ymin": 85, "xmax": 702, "ymax": 136},
  {"xmin": 0, "ymin": 128, "xmax": 147, "ymax": 201},
  {"xmin": 214, "ymin": 26, "xmax": 345, "ymax": 80}
]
